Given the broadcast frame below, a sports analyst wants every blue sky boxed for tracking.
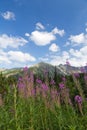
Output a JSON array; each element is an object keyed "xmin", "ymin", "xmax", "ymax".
[{"xmin": 0, "ymin": 0, "xmax": 87, "ymax": 68}]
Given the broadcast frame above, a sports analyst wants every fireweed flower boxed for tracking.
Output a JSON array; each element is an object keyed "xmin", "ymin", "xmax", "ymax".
[
  {"xmin": 18, "ymin": 82, "xmax": 25, "ymax": 88},
  {"xmin": 75, "ymin": 95, "xmax": 83, "ymax": 115},
  {"xmin": 36, "ymin": 79, "xmax": 42, "ymax": 84},
  {"xmin": 23, "ymin": 66, "xmax": 28, "ymax": 72},
  {"xmin": 42, "ymin": 83, "xmax": 48, "ymax": 91},
  {"xmin": 59, "ymin": 83, "xmax": 64, "ymax": 89},
  {"xmin": 66, "ymin": 60, "xmax": 71, "ymax": 66},
  {"xmin": 75, "ymin": 95, "xmax": 82, "ymax": 104},
  {"xmin": 74, "ymin": 73, "xmax": 80, "ymax": 78},
  {"xmin": 50, "ymin": 79, "xmax": 55, "ymax": 85}
]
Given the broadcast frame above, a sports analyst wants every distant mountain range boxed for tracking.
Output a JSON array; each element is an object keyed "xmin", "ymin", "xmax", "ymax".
[{"xmin": 0, "ymin": 62, "xmax": 87, "ymax": 77}]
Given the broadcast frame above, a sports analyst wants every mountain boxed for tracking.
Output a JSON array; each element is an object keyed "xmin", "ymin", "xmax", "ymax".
[
  {"xmin": 57, "ymin": 64, "xmax": 81, "ymax": 75},
  {"xmin": 0, "ymin": 62, "xmax": 87, "ymax": 77},
  {"xmin": 29, "ymin": 62, "xmax": 62, "ymax": 78},
  {"xmin": 29, "ymin": 62, "xmax": 87, "ymax": 77}
]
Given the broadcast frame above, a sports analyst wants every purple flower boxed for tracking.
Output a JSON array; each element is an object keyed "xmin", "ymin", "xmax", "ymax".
[
  {"xmin": 42, "ymin": 83, "xmax": 48, "ymax": 91},
  {"xmin": 75, "ymin": 95, "xmax": 82, "ymax": 104},
  {"xmin": 59, "ymin": 83, "xmax": 64, "ymax": 89},
  {"xmin": 66, "ymin": 60, "xmax": 70, "ymax": 66},
  {"xmin": 36, "ymin": 79, "xmax": 42, "ymax": 84},
  {"xmin": 18, "ymin": 82, "xmax": 25, "ymax": 88},
  {"xmin": 74, "ymin": 73, "xmax": 80, "ymax": 78},
  {"xmin": 50, "ymin": 79, "xmax": 55, "ymax": 85},
  {"xmin": 23, "ymin": 66, "xmax": 28, "ymax": 72}
]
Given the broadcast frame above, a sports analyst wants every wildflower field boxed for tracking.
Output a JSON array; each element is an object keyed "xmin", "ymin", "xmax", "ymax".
[{"xmin": 0, "ymin": 65, "xmax": 87, "ymax": 130}]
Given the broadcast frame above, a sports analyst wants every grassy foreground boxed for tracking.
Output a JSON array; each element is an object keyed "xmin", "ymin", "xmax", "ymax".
[{"xmin": 0, "ymin": 66, "xmax": 87, "ymax": 130}]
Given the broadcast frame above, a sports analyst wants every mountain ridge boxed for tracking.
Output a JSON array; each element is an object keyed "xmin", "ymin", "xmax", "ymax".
[{"xmin": 0, "ymin": 62, "xmax": 87, "ymax": 77}]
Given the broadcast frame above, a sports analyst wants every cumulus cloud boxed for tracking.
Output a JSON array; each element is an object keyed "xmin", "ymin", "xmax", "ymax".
[
  {"xmin": 49, "ymin": 43, "xmax": 60, "ymax": 52},
  {"xmin": 25, "ymin": 33, "xmax": 30, "ymax": 37},
  {"xmin": 52, "ymin": 27, "xmax": 65, "ymax": 37},
  {"xmin": 0, "ymin": 51, "xmax": 11, "ymax": 64},
  {"xmin": 69, "ymin": 46, "xmax": 87, "ymax": 58},
  {"xmin": 0, "ymin": 33, "xmax": 36, "ymax": 68},
  {"xmin": 0, "ymin": 49, "xmax": 11, "ymax": 64},
  {"xmin": 30, "ymin": 30, "xmax": 56, "ymax": 46},
  {"xmin": 41, "ymin": 44, "xmax": 87, "ymax": 67},
  {"xmin": 0, "ymin": 49, "xmax": 36, "ymax": 68},
  {"xmin": 1, "ymin": 11, "xmax": 15, "ymax": 20},
  {"xmin": 69, "ymin": 49, "xmax": 82, "ymax": 58},
  {"xmin": 8, "ymin": 51, "xmax": 36, "ymax": 62},
  {"xmin": 0, "ymin": 34, "xmax": 28, "ymax": 49},
  {"xmin": 85, "ymin": 28, "xmax": 87, "ymax": 32},
  {"xmin": 36, "ymin": 22, "xmax": 45, "ymax": 30},
  {"xmin": 49, "ymin": 52, "xmax": 70, "ymax": 66},
  {"xmin": 28, "ymin": 23, "xmax": 65, "ymax": 46},
  {"xmin": 69, "ymin": 33, "xmax": 87, "ymax": 46}
]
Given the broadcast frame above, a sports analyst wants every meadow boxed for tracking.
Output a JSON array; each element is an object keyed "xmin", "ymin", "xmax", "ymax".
[{"xmin": 0, "ymin": 64, "xmax": 87, "ymax": 130}]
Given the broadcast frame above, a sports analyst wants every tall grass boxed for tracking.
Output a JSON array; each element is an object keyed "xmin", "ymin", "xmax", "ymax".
[{"xmin": 0, "ymin": 65, "xmax": 87, "ymax": 130}]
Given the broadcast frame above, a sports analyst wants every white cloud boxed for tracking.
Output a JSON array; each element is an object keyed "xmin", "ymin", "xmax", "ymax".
[
  {"xmin": 85, "ymin": 28, "xmax": 87, "ymax": 32},
  {"xmin": 52, "ymin": 27, "xmax": 65, "ymax": 37},
  {"xmin": 69, "ymin": 33, "xmax": 87, "ymax": 46},
  {"xmin": 50, "ymin": 55, "xmax": 69, "ymax": 66},
  {"xmin": 42, "ymin": 51, "xmax": 70, "ymax": 66},
  {"xmin": 0, "ymin": 53, "xmax": 11, "ymax": 64},
  {"xmin": 0, "ymin": 49, "xmax": 11, "ymax": 64},
  {"xmin": 0, "ymin": 34, "xmax": 28, "ymax": 49},
  {"xmin": 0, "ymin": 49, "xmax": 36, "ymax": 68},
  {"xmin": 8, "ymin": 51, "xmax": 36, "ymax": 62},
  {"xmin": 25, "ymin": 33, "xmax": 30, "ymax": 37},
  {"xmin": 49, "ymin": 43, "xmax": 60, "ymax": 52},
  {"xmin": 29, "ymin": 23, "xmax": 65, "ymax": 46},
  {"xmin": 42, "ymin": 45, "xmax": 87, "ymax": 67},
  {"xmin": 59, "ymin": 49, "xmax": 86, "ymax": 66},
  {"xmin": 30, "ymin": 30, "xmax": 56, "ymax": 46},
  {"xmin": 1, "ymin": 11, "xmax": 15, "ymax": 20},
  {"xmin": 49, "ymin": 28, "xmax": 87, "ymax": 66},
  {"xmin": 36, "ymin": 22, "xmax": 45, "ymax": 30},
  {"xmin": 69, "ymin": 46, "xmax": 87, "ymax": 58},
  {"xmin": 69, "ymin": 49, "xmax": 82, "ymax": 58}
]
